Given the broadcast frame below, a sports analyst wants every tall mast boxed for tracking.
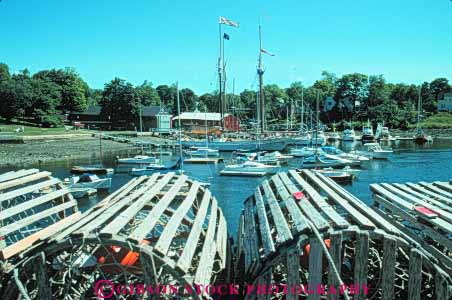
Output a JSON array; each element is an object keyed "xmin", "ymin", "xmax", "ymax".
[
  {"xmin": 300, "ymin": 86, "xmax": 304, "ymax": 132},
  {"xmin": 218, "ymin": 23, "xmax": 224, "ymax": 129},
  {"xmin": 176, "ymin": 82, "xmax": 183, "ymax": 173},
  {"xmin": 258, "ymin": 24, "xmax": 265, "ymax": 134}
]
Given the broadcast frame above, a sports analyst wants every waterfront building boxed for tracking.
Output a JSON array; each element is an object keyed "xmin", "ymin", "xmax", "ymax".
[{"xmin": 438, "ymin": 92, "xmax": 452, "ymax": 112}]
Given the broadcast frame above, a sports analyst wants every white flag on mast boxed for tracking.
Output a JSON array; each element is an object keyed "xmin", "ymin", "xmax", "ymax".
[
  {"xmin": 260, "ymin": 48, "xmax": 275, "ymax": 56},
  {"xmin": 219, "ymin": 16, "xmax": 239, "ymax": 28}
]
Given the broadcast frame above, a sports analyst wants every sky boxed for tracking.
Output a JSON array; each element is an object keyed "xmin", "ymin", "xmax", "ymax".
[{"xmin": 1, "ymin": 0, "xmax": 451, "ymax": 94}]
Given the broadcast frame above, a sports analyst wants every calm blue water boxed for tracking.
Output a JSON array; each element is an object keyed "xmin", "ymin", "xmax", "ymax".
[{"xmin": 2, "ymin": 139, "xmax": 452, "ymax": 236}]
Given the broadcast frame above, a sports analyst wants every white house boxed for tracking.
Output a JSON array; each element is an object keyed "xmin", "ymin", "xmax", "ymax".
[
  {"xmin": 323, "ymin": 96, "xmax": 336, "ymax": 112},
  {"xmin": 438, "ymin": 93, "xmax": 452, "ymax": 112}
]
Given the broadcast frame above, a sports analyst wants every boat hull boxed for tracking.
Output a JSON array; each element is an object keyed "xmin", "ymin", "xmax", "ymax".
[
  {"xmin": 181, "ymin": 139, "xmax": 287, "ymax": 151},
  {"xmin": 70, "ymin": 178, "xmax": 112, "ymax": 190}
]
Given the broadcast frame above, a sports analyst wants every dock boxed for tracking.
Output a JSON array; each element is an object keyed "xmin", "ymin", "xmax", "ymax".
[
  {"xmin": 184, "ymin": 157, "xmax": 224, "ymax": 164},
  {"xmin": 1, "ymin": 172, "xmax": 229, "ymax": 299},
  {"xmin": 234, "ymin": 170, "xmax": 451, "ymax": 299}
]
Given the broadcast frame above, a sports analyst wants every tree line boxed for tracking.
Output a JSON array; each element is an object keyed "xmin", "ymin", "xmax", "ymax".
[{"xmin": 0, "ymin": 63, "xmax": 450, "ymax": 129}]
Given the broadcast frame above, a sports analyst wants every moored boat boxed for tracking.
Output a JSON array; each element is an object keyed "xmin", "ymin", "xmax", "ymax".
[
  {"xmin": 185, "ymin": 146, "xmax": 220, "ymax": 157},
  {"xmin": 117, "ymin": 155, "xmax": 160, "ymax": 164},
  {"xmin": 361, "ymin": 120, "xmax": 375, "ymax": 143},
  {"xmin": 65, "ymin": 173, "xmax": 112, "ymax": 190},
  {"xmin": 220, "ymin": 161, "xmax": 280, "ymax": 176},
  {"xmin": 70, "ymin": 166, "xmax": 114, "ymax": 175},
  {"xmin": 342, "ymin": 128, "xmax": 357, "ymax": 142}
]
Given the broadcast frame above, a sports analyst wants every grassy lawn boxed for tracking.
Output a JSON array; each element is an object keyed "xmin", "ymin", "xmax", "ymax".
[
  {"xmin": 421, "ymin": 112, "xmax": 452, "ymax": 129},
  {"xmin": 0, "ymin": 123, "xmax": 91, "ymax": 136}
]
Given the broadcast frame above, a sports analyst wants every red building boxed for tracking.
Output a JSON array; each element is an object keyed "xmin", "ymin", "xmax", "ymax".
[{"xmin": 224, "ymin": 114, "xmax": 241, "ymax": 131}]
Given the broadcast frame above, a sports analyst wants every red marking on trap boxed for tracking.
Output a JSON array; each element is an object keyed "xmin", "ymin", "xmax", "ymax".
[
  {"xmin": 293, "ymin": 191, "xmax": 305, "ymax": 201},
  {"xmin": 414, "ymin": 206, "xmax": 439, "ymax": 218}
]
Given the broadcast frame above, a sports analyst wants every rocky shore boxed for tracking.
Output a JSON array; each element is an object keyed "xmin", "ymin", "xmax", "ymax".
[{"xmin": 0, "ymin": 136, "xmax": 166, "ymax": 167}]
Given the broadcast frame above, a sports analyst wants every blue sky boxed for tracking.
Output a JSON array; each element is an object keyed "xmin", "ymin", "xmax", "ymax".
[{"xmin": 1, "ymin": 0, "xmax": 451, "ymax": 94}]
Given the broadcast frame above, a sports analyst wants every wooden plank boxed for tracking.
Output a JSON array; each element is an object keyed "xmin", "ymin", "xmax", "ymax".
[
  {"xmin": 216, "ymin": 210, "xmax": 227, "ymax": 269},
  {"xmin": 318, "ymin": 174, "xmax": 399, "ymax": 234},
  {"xmin": 407, "ymin": 249, "xmax": 422, "ymax": 300},
  {"xmin": 154, "ymin": 182, "xmax": 200, "ymax": 255},
  {"xmin": 0, "ymin": 169, "xmax": 39, "ymax": 183},
  {"xmin": 282, "ymin": 171, "xmax": 329, "ymax": 230},
  {"xmin": 370, "ymin": 184, "xmax": 415, "ymax": 210},
  {"xmin": 405, "ymin": 183, "xmax": 452, "ymax": 211},
  {"xmin": 272, "ymin": 175, "xmax": 309, "ymax": 233},
  {"xmin": 327, "ymin": 232, "xmax": 342, "ymax": 300},
  {"xmin": 194, "ymin": 199, "xmax": 218, "ymax": 285},
  {"xmin": 373, "ymin": 194, "xmax": 452, "ymax": 247},
  {"xmin": 419, "ymin": 182, "xmax": 452, "ymax": 200},
  {"xmin": 304, "ymin": 170, "xmax": 375, "ymax": 229},
  {"xmin": 0, "ymin": 211, "xmax": 81, "ymax": 260},
  {"xmin": 383, "ymin": 183, "xmax": 452, "ymax": 224},
  {"xmin": 353, "ymin": 231, "xmax": 369, "ymax": 300},
  {"xmin": 0, "ymin": 188, "xmax": 69, "ymax": 221},
  {"xmin": 0, "ymin": 178, "xmax": 61, "ymax": 204},
  {"xmin": 433, "ymin": 181, "xmax": 452, "ymax": 194},
  {"xmin": 243, "ymin": 197, "xmax": 260, "ymax": 273},
  {"xmin": 401, "ymin": 183, "xmax": 452, "ymax": 213},
  {"xmin": 100, "ymin": 173, "xmax": 176, "ymax": 238},
  {"xmin": 177, "ymin": 189, "xmax": 212, "ymax": 273},
  {"xmin": 74, "ymin": 174, "xmax": 161, "ymax": 237},
  {"xmin": 127, "ymin": 175, "xmax": 187, "ymax": 243},
  {"xmin": 308, "ymin": 237, "xmax": 322, "ymax": 300},
  {"xmin": 254, "ymin": 188, "xmax": 276, "ymax": 256},
  {"xmin": 286, "ymin": 245, "xmax": 300, "ymax": 300},
  {"xmin": 0, "ymin": 200, "xmax": 77, "ymax": 236},
  {"xmin": 288, "ymin": 171, "xmax": 349, "ymax": 229},
  {"xmin": 381, "ymin": 236, "xmax": 397, "ymax": 300},
  {"xmin": 261, "ymin": 180, "xmax": 293, "ymax": 243},
  {"xmin": 52, "ymin": 176, "xmax": 146, "ymax": 241},
  {"xmin": 0, "ymin": 171, "xmax": 52, "ymax": 191},
  {"xmin": 435, "ymin": 270, "xmax": 449, "ymax": 300}
]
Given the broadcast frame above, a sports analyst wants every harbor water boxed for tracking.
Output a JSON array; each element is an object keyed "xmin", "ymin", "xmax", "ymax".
[{"xmin": 1, "ymin": 139, "xmax": 452, "ymax": 235}]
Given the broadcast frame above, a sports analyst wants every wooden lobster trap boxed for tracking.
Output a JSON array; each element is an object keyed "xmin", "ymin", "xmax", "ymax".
[{"xmin": 234, "ymin": 170, "xmax": 451, "ymax": 300}]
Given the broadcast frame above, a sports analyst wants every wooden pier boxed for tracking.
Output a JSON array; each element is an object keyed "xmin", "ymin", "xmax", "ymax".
[
  {"xmin": 1, "ymin": 172, "xmax": 228, "ymax": 299},
  {"xmin": 234, "ymin": 170, "xmax": 451, "ymax": 300}
]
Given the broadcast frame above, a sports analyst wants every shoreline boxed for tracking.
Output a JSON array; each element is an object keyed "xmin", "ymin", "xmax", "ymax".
[{"xmin": 1, "ymin": 130, "xmax": 452, "ymax": 168}]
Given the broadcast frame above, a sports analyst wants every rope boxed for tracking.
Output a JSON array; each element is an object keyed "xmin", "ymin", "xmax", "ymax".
[
  {"xmin": 304, "ymin": 218, "xmax": 350, "ymax": 300},
  {"xmin": 13, "ymin": 268, "xmax": 31, "ymax": 300}
]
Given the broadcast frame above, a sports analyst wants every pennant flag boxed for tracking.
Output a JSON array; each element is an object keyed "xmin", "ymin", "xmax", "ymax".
[
  {"xmin": 223, "ymin": 33, "xmax": 230, "ymax": 40},
  {"xmin": 260, "ymin": 48, "xmax": 275, "ymax": 56},
  {"xmin": 219, "ymin": 16, "xmax": 239, "ymax": 28}
]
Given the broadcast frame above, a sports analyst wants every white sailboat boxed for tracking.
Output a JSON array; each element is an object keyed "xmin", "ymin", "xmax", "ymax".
[{"xmin": 117, "ymin": 155, "xmax": 160, "ymax": 164}]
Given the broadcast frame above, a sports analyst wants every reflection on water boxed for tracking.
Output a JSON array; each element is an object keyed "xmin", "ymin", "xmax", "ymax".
[{"xmin": 1, "ymin": 139, "xmax": 451, "ymax": 235}]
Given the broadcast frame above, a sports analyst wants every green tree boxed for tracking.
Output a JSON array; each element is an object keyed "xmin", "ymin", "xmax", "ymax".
[
  {"xmin": 179, "ymin": 88, "xmax": 198, "ymax": 112},
  {"xmin": 156, "ymin": 84, "xmax": 177, "ymax": 113},
  {"xmin": 335, "ymin": 73, "xmax": 369, "ymax": 112},
  {"xmin": 199, "ymin": 93, "xmax": 217, "ymax": 112},
  {"xmin": 0, "ymin": 63, "xmax": 11, "ymax": 82},
  {"xmin": 33, "ymin": 68, "xmax": 89, "ymax": 112},
  {"xmin": 135, "ymin": 81, "xmax": 161, "ymax": 106}
]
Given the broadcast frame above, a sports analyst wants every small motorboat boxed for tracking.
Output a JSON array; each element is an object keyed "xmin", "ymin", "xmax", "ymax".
[
  {"xmin": 290, "ymin": 147, "xmax": 320, "ymax": 157},
  {"xmin": 70, "ymin": 166, "xmax": 114, "ymax": 175},
  {"xmin": 327, "ymin": 132, "xmax": 340, "ymax": 142},
  {"xmin": 321, "ymin": 146, "xmax": 370, "ymax": 162},
  {"xmin": 117, "ymin": 155, "xmax": 160, "ymax": 164},
  {"xmin": 261, "ymin": 151, "xmax": 293, "ymax": 165},
  {"xmin": 342, "ymin": 128, "xmax": 356, "ymax": 142},
  {"xmin": 323, "ymin": 166, "xmax": 361, "ymax": 178},
  {"xmin": 302, "ymin": 154, "xmax": 359, "ymax": 168},
  {"xmin": 70, "ymin": 187, "xmax": 97, "ymax": 199},
  {"xmin": 361, "ymin": 120, "xmax": 375, "ymax": 143},
  {"xmin": 314, "ymin": 169, "xmax": 353, "ymax": 184},
  {"xmin": 65, "ymin": 173, "xmax": 112, "ymax": 190},
  {"xmin": 185, "ymin": 146, "xmax": 220, "ymax": 157},
  {"xmin": 130, "ymin": 158, "xmax": 181, "ymax": 176},
  {"xmin": 360, "ymin": 143, "xmax": 393, "ymax": 159},
  {"xmin": 220, "ymin": 161, "xmax": 280, "ymax": 176}
]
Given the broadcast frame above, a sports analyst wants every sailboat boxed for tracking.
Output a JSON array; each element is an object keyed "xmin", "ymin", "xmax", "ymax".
[
  {"xmin": 413, "ymin": 87, "xmax": 433, "ymax": 145},
  {"xmin": 181, "ymin": 19, "xmax": 286, "ymax": 152}
]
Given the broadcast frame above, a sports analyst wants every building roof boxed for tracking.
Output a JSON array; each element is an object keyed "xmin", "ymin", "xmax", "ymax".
[
  {"xmin": 70, "ymin": 105, "xmax": 164, "ymax": 117},
  {"xmin": 172, "ymin": 112, "xmax": 222, "ymax": 121}
]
